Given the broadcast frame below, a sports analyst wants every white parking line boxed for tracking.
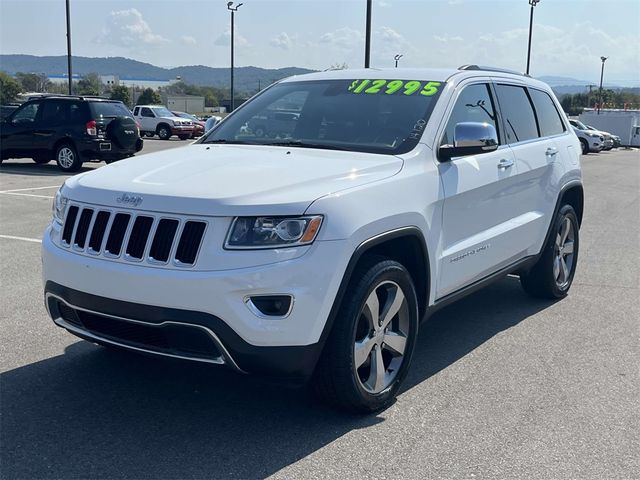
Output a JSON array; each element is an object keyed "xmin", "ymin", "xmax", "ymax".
[
  {"xmin": 0, "ymin": 185, "xmax": 60, "ymax": 193},
  {"xmin": 0, "ymin": 234, "xmax": 42, "ymax": 243},
  {"xmin": 0, "ymin": 192, "xmax": 54, "ymax": 199}
]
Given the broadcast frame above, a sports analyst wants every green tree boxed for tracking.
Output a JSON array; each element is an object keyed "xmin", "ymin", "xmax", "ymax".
[
  {"xmin": 0, "ymin": 71, "xmax": 22, "ymax": 104},
  {"xmin": 136, "ymin": 88, "xmax": 162, "ymax": 105},
  {"xmin": 77, "ymin": 72, "xmax": 102, "ymax": 96},
  {"xmin": 110, "ymin": 85, "xmax": 132, "ymax": 107},
  {"xmin": 15, "ymin": 72, "xmax": 51, "ymax": 93}
]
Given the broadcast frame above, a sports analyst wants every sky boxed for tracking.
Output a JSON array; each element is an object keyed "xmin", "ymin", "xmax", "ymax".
[{"xmin": 0, "ymin": 0, "xmax": 639, "ymax": 86}]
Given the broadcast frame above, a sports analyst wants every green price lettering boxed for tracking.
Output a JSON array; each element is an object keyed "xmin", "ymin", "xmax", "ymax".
[
  {"xmin": 420, "ymin": 81, "xmax": 442, "ymax": 96},
  {"xmin": 364, "ymin": 79, "xmax": 387, "ymax": 94},
  {"xmin": 348, "ymin": 79, "xmax": 442, "ymax": 96}
]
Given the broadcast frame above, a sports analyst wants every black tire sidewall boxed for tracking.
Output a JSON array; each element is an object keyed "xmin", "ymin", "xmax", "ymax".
[
  {"xmin": 337, "ymin": 259, "xmax": 419, "ymax": 411},
  {"xmin": 157, "ymin": 125, "xmax": 171, "ymax": 140},
  {"xmin": 579, "ymin": 139, "xmax": 589, "ymax": 155}
]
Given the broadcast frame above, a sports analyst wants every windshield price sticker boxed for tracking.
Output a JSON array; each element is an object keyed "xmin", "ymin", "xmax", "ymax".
[{"xmin": 348, "ymin": 80, "xmax": 442, "ymax": 96}]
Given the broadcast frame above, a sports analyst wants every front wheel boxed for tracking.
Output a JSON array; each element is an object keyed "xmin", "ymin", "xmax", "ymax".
[
  {"xmin": 521, "ymin": 205, "xmax": 579, "ymax": 299},
  {"xmin": 313, "ymin": 256, "xmax": 419, "ymax": 413},
  {"xmin": 32, "ymin": 156, "xmax": 51, "ymax": 164},
  {"xmin": 579, "ymin": 138, "xmax": 589, "ymax": 155},
  {"xmin": 157, "ymin": 125, "xmax": 171, "ymax": 140},
  {"xmin": 55, "ymin": 143, "xmax": 82, "ymax": 172}
]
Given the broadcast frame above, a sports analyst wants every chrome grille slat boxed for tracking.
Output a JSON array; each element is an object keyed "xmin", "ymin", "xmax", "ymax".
[{"xmin": 59, "ymin": 203, "xmax": 207, "ymax": 268}]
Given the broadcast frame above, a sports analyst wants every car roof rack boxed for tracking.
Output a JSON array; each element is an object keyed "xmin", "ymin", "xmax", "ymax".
[
  {"xmin": 26, "ymin": 94, "xmax": 112, "ymax": 101},
  {"xmin": 458, "ymin": 65, "xmax": 530, "ymax": 77}
]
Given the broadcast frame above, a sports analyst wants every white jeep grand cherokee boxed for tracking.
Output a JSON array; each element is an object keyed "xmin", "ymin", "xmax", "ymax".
[{"xmin": 43, "ymin": 66, "xmax": 583, "ymax": 412}]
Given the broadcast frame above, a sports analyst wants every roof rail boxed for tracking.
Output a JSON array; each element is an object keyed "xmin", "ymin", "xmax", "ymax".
[
  {"xmin": 458, "ymin": 65, "xmax": 530, "ymax": 77},
  {"xmin": 25, "ymin": 94, "xmax": 111, "ymax": 101}
]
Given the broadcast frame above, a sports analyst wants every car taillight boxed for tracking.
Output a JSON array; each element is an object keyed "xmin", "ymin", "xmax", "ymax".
[
  {"xmin": 135, "ymin": 121, "xmax": 141, "ymax": 134},
  {"xmin": 86, "ymin": 120, "xmax": 97, "ymax": 136}
]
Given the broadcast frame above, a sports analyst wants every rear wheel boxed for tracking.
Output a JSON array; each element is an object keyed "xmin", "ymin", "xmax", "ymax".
[
  {"xmin": 521, "ymin": 205, "xmax": 579, "ymax": 299},
  {"xmin": 55, "ymin": 143, "xmax": 82, "ymax": 172},
  {"xmin": 313, "ymin": 256, "xmax": 418, "ymax": 413}
]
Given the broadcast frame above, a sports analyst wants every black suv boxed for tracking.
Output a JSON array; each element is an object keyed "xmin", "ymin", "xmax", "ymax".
[{"xmin": 0, "ymin": 96, "xmax": 143, "ymax": 172}]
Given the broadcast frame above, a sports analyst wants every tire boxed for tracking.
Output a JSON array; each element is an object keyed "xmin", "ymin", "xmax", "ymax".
[
  {"xmin": 178, "ymin": 134, "xmax": 190, "ymax": 140},
  {"xmin": 32, "ymin": 156, "xmax": 51, "ymax": 164},
  {"xmin": 521, "ymin": 205, "xmax": 579, "ymax": 299},
  {"xmin": 106, "ymin": 116, "xmax": 138, "ymax": 150},
  {"xmin": 579, "ymin": 138, "xmax": 589, "ymax": 155},
  {"xmin": 313, "ymin": 256, "xmax": 419, "ymax": 413},
  {"xmin": 157, "ymin": 125, "xmax": 171, "ymax": 140},
  {"xmin": 55, "ymin": 143, "xmax": 82, "ymax": 172}
]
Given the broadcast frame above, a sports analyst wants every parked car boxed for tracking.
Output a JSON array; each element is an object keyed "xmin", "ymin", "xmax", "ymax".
[
  {"xmin": 584, "ymin": 124, "xmax": 615, "ymax": 150},
  {"xmin": 1, "ymin": 95, "xmax": 143, "ymax": 172},
  {"xmin": 569, "ymin": 119, "xmax": 604, "ymax": 154},
  {"xmin": 133, "ymin": 105, "xmax": 194, "ymax": 140},
  {"xmin": 247, "ymin": 110, "xmax": 300, "ymax": 138},
  {"xmin": 172, "ymin": 111, "xmax": 206, "ymax": 138},
  {"xmin": 43, "ymin": 66, "xmax": 583, "ymax": 412}
]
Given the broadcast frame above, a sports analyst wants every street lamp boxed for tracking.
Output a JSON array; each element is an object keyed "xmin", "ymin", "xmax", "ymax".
[
  {"xmin": 227, "ymin": 1, "xmax": 243, "ymax": 112},
  {"xmin": 525, "ymin": 0, "xmax": 540, "ymax": 75},
  {"xmin": 65, "ymin": 0, "xmax": 73, "ymax": 94},
  {"xmin": 598, "ymin": 56, "xmax": 608, "ymax": 114},
  {"xmin": 394, "ymin": 54, "xmax": 403, "ymax": 68}
]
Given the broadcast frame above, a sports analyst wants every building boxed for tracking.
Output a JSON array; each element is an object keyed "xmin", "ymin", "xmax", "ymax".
[{"xmin": 166, "ymin": 95, "xmax": 205, "ymax": 114}]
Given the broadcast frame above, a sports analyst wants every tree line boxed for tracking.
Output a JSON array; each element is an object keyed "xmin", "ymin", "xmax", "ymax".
[
  {"xmin": 558, "ymin": 89, "xmax": 640, "ymax": 116},
  {"xmin": 0, "ymin": 71, "xmax": 233, "ymax": 110}
]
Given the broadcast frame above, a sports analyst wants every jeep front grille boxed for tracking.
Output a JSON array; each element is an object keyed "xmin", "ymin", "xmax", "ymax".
[{"xmin": 60, "ymin": 205, "xmax": 207, "ymax": 267}]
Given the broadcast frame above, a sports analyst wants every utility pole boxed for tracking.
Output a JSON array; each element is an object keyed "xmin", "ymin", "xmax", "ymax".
[
  {"xmin": 394, "ymin": 54, "xmax": 403, "ymax": 68},
  {"xmin": 364, "ymin": 0, "xmax": 372, "ymax": 68},
  {"xmin": 598, "ymin": 56, "xmax": 608, "ymax": 114},
  {"xmin": 525, "ymin": 0, "xmax": 540, "ymax": 75},
  {"xmin": 65, "ymin": 0, "xmax": 73, "ymax": 94},
  {"xmin": 227, "ymin": 2, "xmax": 243, "ymax": 112}
]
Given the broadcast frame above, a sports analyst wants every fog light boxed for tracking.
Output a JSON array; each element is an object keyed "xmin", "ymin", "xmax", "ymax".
[{"xmin": 245, "ymin": 295, "xmax": 293, "ymax": 318}]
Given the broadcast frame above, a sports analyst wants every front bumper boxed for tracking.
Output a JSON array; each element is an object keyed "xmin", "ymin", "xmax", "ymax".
[
  {"xmin": 42, "ymin": 229, "xmax": 350, "ymax": 377},
  {"xmin": 171, "ymin": 126, "xmax": 194, "ymax": 135}
]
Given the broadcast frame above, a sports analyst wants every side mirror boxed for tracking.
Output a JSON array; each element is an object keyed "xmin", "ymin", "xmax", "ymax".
[{"xmin": 439, "ymin": 122, "xmax": 499, "ymax": 160}]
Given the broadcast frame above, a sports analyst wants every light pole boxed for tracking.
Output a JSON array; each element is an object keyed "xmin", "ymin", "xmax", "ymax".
[
  {"xmin": 227, "ymin": 1, "xmax": 243, "ymax": 112},
  {"xmin": 364, "ymin": 0, "xmax": 372, "ymax": 68},
  {"xmin": 598, "ymin": 56, "xmax": 608, "ymax": 114},
  {"xmin": 525, "ymin": 0, "xmax": 540, "ymax": 75},
  {"xmin": 394, "ymin": 54, "xmax": 403, "ymax": 68},
  {"xmin": 65, "ymin": 0, "xmax": 73, "ymax": 94}
]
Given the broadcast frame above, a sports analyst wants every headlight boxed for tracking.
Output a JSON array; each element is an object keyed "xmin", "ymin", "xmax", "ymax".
[
  {"xmin": 52, "ymin": 187, "xmax": 68, "ymax": 225},
  {"xmin": 587, "ymin": 132, "xmax": 600, "ymax": 138},
  {"xmin": 225, "ymin": 216, "xmax": 323, "ymax": 249}
]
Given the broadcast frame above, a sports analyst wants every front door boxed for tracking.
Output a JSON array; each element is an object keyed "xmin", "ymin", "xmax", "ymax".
[
  {"xmin": 436, "ymin": 81, "xmax": 521, "ymax": 298},
  {"xmin": 1, "ymin": 101, "xmax": 42, "ymax": 157}
]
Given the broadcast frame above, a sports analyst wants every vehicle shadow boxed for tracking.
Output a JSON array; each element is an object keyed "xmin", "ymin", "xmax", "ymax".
[
  {"xmin": 0, "ymin": 161, "xmax": 97, "ymax": 177},
  {"xmin": 1, "ymin": 276, "xmax": 556, "ymax": 479}
]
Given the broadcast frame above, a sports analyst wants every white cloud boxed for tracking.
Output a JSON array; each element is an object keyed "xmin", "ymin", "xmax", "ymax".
[
  {"xmin": 319, "ymin": 27, "xmax": 363, "ymax": 49},
  {"xmin": 96, "ymin": 9, "xmax": 167, "ymax": 47},
  {"xmin": 270, "ymin": 32, "xmax": 294, "ymax": 50},
  {"xmin": 181, "ymin": 35, "xmax": 197, "ymax": 46},
  {"xmin": 214, "ymin": 28, "xmax": 249, "ymax": 47}
]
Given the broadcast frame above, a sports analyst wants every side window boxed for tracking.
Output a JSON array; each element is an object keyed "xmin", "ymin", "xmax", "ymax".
[
  {"xmin": 133, "ymin": 107, "xmax": 139, "ymax": 116},
  {"xmin": 11, "ymin": 102, "xmax": 40, "ymax": 124},
  {"xmin": 40, "ymin": 101, "xmax": 64, "ymax": 124},
  {"xmin": 441, "ymin": 83, "xmax": 499, "ymax": 146},
  {"xmin": 530, "ymin": 89, "xmax": 565, "ymax": 137},
  {"xmin": 141, "ymin": 107, "xmax": 154, "ymax": 117},
  {"xmin": 495, "ymin": 84, "xmax": 539, "ymax": 143},
  {"xmin": 68, "ymin": 102, "xmax": 84, "ymax": 124}
]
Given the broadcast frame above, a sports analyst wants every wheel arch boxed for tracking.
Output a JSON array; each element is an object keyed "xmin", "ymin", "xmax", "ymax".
[
  {"xmin": 318, "ymin": 227, "xmax": 431, "ymax": 348},
  {"xmin": 53, "ymin": 136, "xmax": 77, "ymax": 156},
  {"xmin": 560, "ymin": 183, "xmax": 584, "ymax": 227},
  {"xmin": 156, "ymin": 122, "xmax": 172, "ymax": 133}
]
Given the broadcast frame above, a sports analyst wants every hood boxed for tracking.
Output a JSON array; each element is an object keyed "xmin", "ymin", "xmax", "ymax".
[{"xmin": 64, "ymin": 144, "xmax": 403, "ymax": 216}]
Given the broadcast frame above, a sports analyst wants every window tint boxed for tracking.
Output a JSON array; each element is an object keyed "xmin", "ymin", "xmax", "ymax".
[
  {"xmin": 495, "ymin": 84, "xmax": 539, "ymax": 143},
  {"xmin": 141, "ymin": 107, "xmax": 154, "ymax": 117},
  {"xmin": 12, "ymin": 102, "xmax": 40, "ymax": 123},
  {"xmin": 530, "ymin": 89, "xmax": 565, "ymax": 137},
  {"xmin": 40, "ymin": 101, "xmax": 66, "ymax": 124},
  {"xmin": 90, "ymin": 102, "xmax": 131, "ymax": 118},
  {"xmin": 441, "ymin": 83, "xmax": 498, "ymax": 146}
]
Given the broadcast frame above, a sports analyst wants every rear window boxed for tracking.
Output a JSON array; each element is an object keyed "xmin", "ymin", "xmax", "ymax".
[
  {"xmin": 529, "ymin": 89, "xmax": 565, "ymax": 137},
  {"xmin": 495, "ymin": 84, "xmax": 539, "ymax": 143},
  {"xmin": 89, "ymin": 101, "xmax": 132, "ymax": 118}
]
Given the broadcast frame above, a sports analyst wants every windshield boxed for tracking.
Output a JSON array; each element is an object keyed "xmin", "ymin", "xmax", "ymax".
[
  {"xmin": 176, "ymin": 112, "xmax": 198, "ymax": 121},
  {"xmin": 201, "ymin": 78, "xmax": 444, "ymax": 154},
  {"xmin": 90, "ymin": 101, "xmax": 132, "ymax": 118},
  {"xmin": 152, "ymin": 107, "xmax": 175, "ymax": 117},
  {"xmin": 572, "ymin": 119, "xmax": 588, "ymax": 130}
]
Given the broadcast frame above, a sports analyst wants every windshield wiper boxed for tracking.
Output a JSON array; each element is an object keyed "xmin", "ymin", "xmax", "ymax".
[{"xmin": 264, "ymin": 141, "xmax": 354, "ymax": 152}]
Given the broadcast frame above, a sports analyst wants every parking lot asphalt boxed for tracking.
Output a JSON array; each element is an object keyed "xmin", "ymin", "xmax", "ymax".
[{"xmin": 1, "ymin": 145, "xmax": 638, "ymax": 479}]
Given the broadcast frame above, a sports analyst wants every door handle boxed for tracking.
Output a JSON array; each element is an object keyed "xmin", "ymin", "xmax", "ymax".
[
  {"xmin": 546, "ymin": 147, "xmax": 558, "ymax": 156},
  {"xmin": 497, "ymin": 158, "xmax": 514, "ymax": 169}
]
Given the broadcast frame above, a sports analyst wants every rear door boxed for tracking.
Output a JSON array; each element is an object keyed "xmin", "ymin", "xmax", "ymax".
[
  {"xmin": 436, "ymin": 81, "xmax": 520, "ymax": 298},
  {"xmin": 493, "ymin": 83, "xmax": 562, "ymax": 257}
]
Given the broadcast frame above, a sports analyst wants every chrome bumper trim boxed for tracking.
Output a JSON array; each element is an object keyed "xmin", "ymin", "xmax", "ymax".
[{"xmin": 45, "ymin": 293, "xmax": 245, "ymax": 373}]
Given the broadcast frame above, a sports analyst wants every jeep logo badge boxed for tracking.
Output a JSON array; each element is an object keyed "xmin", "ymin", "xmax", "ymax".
[{"xmin": 116, "ymin": 193, "xmax": 143, "ymax": 207}]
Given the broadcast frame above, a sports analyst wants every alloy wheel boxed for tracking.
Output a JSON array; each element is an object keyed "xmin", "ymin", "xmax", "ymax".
[
  {"xmin": 58, "ymin": 147, "xmax": 74, "ymax": 169},
  {"xmin": 353, "ymin": 280, "xmax": 410, "ymax": 394},
  {"xmin": 554, "ymin": 216, "xmax": 575, "ymax": 288}
]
